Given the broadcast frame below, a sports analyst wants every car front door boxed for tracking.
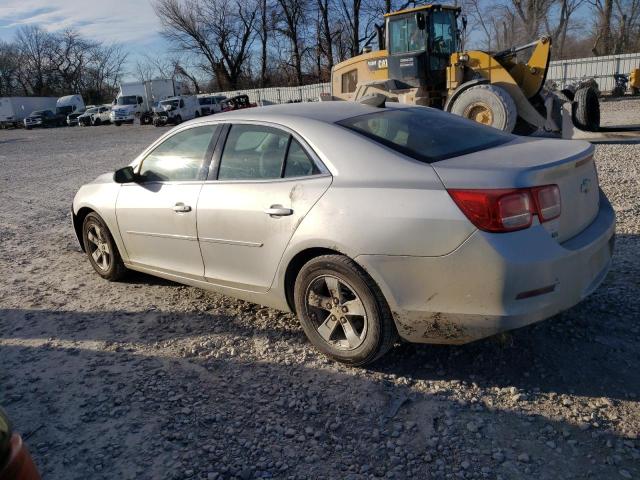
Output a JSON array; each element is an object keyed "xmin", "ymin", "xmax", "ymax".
[
  {"xmin": 197, "ymin": 123, "xmax": 332, "ymax": 293},
  {"xmin": 116, "ymin": 124, "xmax": 218, "ymax": 279}
]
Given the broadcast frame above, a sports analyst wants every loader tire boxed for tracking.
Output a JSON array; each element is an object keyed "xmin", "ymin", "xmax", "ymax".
[
  {"xmin": 450, "ymin": 84, "xmax": 517, "ymax": 133},
  {"xmin": 573, "ymin": 87, "xmax": 600, "ymax": 132}
]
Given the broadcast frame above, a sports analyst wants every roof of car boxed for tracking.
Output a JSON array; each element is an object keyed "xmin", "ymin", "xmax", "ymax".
[{"xmin": 195, "ymin": 101, "xmax": 409, "ymax": 125}]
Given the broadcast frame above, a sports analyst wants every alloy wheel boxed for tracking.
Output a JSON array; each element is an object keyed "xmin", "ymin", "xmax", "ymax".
[
  {"xmin": 86, "ymin": 224, "xmax": 111, "ymax": 272},
  {"xmin": 305, "ymin": 275, "xmax": 368, "ymax": 351}
]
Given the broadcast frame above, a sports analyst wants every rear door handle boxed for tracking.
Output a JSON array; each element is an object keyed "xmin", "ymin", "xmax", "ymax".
[
  {"xmin": 264, "ymin": 205, "xmax": 293, "ymax": 217},
  {"xmin": 173, "ymin": 202, "xmax": 192, "ymax": 213}
]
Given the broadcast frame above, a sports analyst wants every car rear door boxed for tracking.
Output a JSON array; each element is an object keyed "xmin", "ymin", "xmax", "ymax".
[
  {"xmin": 115, "ymin": 124, "xmax": 219, "ymax": 279},
  {"xmin": 197, "ymin": 122, "xmax": 332, "ymax": 293}
]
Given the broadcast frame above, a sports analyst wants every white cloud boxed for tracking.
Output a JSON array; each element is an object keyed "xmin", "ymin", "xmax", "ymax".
[{"xmin": 0, "ymin": 0, "xmax": 163, "ymax": 45}]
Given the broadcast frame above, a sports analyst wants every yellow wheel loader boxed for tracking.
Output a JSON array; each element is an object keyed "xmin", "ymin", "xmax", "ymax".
[{"xmin": 329, "ymin": 4, "xmax": 640, "ymax": 141}]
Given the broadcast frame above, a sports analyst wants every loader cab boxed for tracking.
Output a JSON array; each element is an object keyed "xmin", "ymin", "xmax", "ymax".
[{"xmin": 385, "ymin": 6, "xmax": 460, "ymax": 89}]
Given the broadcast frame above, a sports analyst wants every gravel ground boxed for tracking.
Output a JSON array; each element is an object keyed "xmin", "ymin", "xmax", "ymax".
[{"xmin": 1, "ymin": 101, "xmax": 639, "ymax": 480}]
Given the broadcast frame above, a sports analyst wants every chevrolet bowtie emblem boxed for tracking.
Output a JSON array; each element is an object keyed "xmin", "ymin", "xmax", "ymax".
[{"xmin": 580, "ymin": 178, "xmax": 592, "ymax": 194}]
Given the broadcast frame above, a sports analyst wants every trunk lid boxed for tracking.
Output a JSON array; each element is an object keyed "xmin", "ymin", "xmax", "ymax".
[{"xmin": 432, "ymin": 137, "xmax": 600, "ymax": 243}]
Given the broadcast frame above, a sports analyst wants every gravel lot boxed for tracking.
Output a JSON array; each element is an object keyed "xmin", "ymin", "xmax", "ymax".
[{"xmin": 1, "ymin": 101, "xmax": 639, "ymax": 480}]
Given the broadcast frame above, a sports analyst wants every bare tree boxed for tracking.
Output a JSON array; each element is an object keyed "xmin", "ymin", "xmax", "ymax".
[
  {"xmin": 590, "ymin": 0, "xmax": 614, "ymax": 54},
  {"xmin": 155, "ymin": 0, "xmax": 257, "ymax": 89},
  {"xmin": 275, "ymin": 0, "xmax": 308, "ymax": 85}
]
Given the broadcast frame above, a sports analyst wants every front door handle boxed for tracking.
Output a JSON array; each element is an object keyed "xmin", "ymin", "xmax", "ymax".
[
  {"xmin": 173, "ymin": 202, "xmax": 192, "ymax": 213},
  {"xmin": 264, "ymin": 205, "xmax": 293, "ymax": 217}
]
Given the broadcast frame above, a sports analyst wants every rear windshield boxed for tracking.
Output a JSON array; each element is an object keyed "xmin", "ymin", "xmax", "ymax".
[{"xmin": 337, "ymin": 107, "xmax": 513, "ymax": 163}]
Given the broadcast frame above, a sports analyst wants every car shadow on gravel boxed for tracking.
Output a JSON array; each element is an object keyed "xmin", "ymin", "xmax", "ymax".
[{"xmin": 0, "ymin": 328, "xmax": 637, "ymax": 480}]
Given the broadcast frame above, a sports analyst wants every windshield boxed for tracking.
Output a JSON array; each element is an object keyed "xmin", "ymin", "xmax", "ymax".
[
  {"xmin": 85, "ymin": 108, "xmax": 99, "ymax": 114},
  {"xmin": 57, "ymin": 105, "xmax": 73, "ymax": 116},
  {"xmin": 160, "ymin": 99, "xmax": 179, "ymax": 107},
  {"xmin": 30, "ymin": 110, "xmax": 46, "ymax": 116},
  {"xmin": 337, "ymin": 107, "xmax": 512, "ymax": 163},
  {"xmin": 117, "ymin": 96, "xmax": 138, "ymax": 106},
  {"xmin": 389, "ymin": 15, "xmax": 426, "ymax": 54}
]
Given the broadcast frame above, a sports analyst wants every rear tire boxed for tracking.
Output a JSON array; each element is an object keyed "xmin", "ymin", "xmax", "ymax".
[
  {"xmin": 93, "ymin": 118, "xmax": 102, "ymax": 126},
  {"xmin": 174, "ymin": 115, "xmax": 182, "ymax": 125},
  {"xmin": 82, "ymin": 213, "xmax": 127, "ymax": 281},
  {"xmin": 293, "ymin": 255, "xmax": 397, "ymax": 366},
  {"xmin": 115, "ymin": 121, "xmax": 121, "ymax": 126},
  {"xmin": 450, "ymin": 84, "xmax": 517, "ymax": 133},
  {"xmin": 573, "ymin": 87, "xmax": 600, "ymax": 132}
]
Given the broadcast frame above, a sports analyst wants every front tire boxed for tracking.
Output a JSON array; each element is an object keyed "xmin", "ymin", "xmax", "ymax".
[
  {"xmin": 93, "ymin": 118, "xmax": 102, "ymax": 126},
  {"xmin": 450, "ymin": 84, "xmax": 517, "ymax": 133},
  {"xmin": 294, "ymin": 255, "xmax": 397, "ymax": 366},
  {"xmin": 82, "ymin": 213, "xmax": 127, "ymax": 281}
]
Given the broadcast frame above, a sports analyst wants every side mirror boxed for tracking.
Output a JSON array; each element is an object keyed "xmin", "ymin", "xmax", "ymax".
[
  {"xmin": 416, "ymin": 12, "xmax": 426, "ymax": 30},
  {"xmin": 114, "ymin": 166, "xmax": 137, "ymax": 184}
]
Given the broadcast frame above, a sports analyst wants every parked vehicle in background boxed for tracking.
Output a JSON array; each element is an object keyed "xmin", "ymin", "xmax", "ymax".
[
  {"xmin": 90, "ymin": 105, "xmax": 112, "ymax": 126},
  {"xmin": 0, "ymin": 407, "xmax": 40, "ymax": 480},
  {"xmin": 111, "ymin": 79, "xmax": 183, "ymax": 126},
  {"xmin": 152, "ymin": 95, "xmax": 199, "ymax": 126},
  {"xmin": 72, "ymin": 102, "xmax": 615, "ymax": 365},
  {"xmin": 55, "ymin": 95, "xmax": 84, "ymax": 124},
  {"xmin": 197, "ymin": 94, "xmax": 226, "ymax": 115},
  {"xmin": 23, "ymin": 110, "xmax": 60, "ymax": 129},
  {"xmin": 67, "ymin": 108, "xmax": 86, "ymax": 126},
  {"xmin": 78, "ymin": 107, "xmax": 100, "ymax": 126},
  {"xmin": 220, "ymin": 94, "xmax": 256, "ymax": 112},
  {"xmin": 631, "ymin": 68, "xmax": 640, "ymax": 95},
  {"xmin": 0, "ymin": 97, "xmax": 57, "ymax": 129}
]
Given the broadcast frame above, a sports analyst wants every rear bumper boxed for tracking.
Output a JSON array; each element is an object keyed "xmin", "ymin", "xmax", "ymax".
[{"xmin": 357, "ymin": 192, "xmax": 616, "ymax": 344}]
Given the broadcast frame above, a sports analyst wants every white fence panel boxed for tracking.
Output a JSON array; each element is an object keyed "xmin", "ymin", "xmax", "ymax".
[
  {"xmin": 547, "ymin": 52, "xmax": 640, "ymax": 91},
  {"xmin": 212, "ymin": 52, "xmax": 640, "ymax": 103}
]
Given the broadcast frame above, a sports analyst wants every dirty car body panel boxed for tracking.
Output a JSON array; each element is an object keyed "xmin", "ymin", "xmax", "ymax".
[{"xmin": 72, "ymin": 102, "xmax": 615, "ymax": 346}]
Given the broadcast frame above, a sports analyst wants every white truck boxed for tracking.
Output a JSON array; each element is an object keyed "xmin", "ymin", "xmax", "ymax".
[
  {"xmin": 0, "ymin": 97, "xmax": 57, "ymax": 128},
  {"xmin": 152, "ymin": 95, "xmax": 200, "ymax": 126},
  {"xmin": 197, "ymin": 94, "xmax": 227, "ymax": 116},
  {"xmin": 110, "ymin": 79, "xmax": 183, "ymax": 126},
  {"xmin": 56, "ymin": 95, "xmax": 85, "ymax": 121}
]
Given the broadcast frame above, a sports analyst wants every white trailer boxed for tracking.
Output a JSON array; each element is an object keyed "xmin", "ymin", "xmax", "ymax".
[
  {"xmin": 110, "ymin": 79, "xmax": 183, "ymax": 126},
  {"xmin": 0, "ymin": 97, "xmax": 57, "ymax": 128}
]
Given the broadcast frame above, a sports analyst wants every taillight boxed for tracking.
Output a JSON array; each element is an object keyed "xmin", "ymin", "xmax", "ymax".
[
  {"xmin": 448, "ymin": 185, "xmax": 560, "ymax": 233},
  {"xmin": 531, "ymin": 185, "xmax": 561, "ymax": 221}
]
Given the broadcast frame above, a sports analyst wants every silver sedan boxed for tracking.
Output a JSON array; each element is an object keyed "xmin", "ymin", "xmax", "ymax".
[{"xmin": 72, "ymin": 102, "xmax": 615, "ymax": 365}]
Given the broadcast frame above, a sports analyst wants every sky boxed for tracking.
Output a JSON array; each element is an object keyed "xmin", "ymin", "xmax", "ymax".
[{"xmin": 0, "ymin": 0, "xmax": 170, "ymax": 79}]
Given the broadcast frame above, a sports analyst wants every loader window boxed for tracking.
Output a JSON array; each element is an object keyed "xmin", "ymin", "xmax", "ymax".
[
  {"xmin": 389, "ymin": 16, "xmax": 426, "ymax": 54},
  {"xmin": 430, "ymin": 11, "xmax": 457, "ymax": 69},
  {"xmin": 338, "ymin": 107, "xmax": 512, "ymax": 163},
  {"xmin": 341, "ymin": 70, "xmax": 358, "ymax": 93}
]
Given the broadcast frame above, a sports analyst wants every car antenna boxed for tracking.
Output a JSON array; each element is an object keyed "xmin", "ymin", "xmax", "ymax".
[{"xmin": 357, "ymin": 93, "xmax": 387, "ymax": 108}]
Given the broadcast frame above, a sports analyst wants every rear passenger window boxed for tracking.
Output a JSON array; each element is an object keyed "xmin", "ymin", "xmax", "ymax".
[
  {"xmin": 217, "ymin": 124, "xmax": 322, "ymax": 180},
  {"xmin": 285, "ymin": 139, "xmax": 320, "ymax": 177},
  {"xmin": 218, "ymin": 125, "xmax": 289, "ymax": 180}
]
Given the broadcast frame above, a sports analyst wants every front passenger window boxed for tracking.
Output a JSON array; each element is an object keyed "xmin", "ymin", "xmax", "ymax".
[{"xmin": 139, "ymin": 125, "xmax": 216, "ymax": 182}]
